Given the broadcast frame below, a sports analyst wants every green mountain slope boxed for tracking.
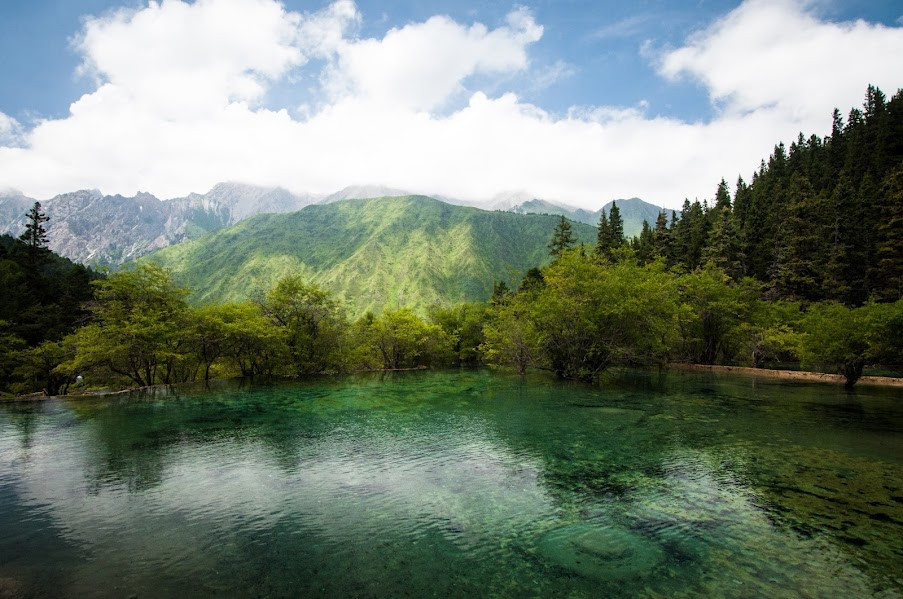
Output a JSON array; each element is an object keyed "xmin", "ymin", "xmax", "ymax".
[{"xmin": 144, "ymin": 196, "xmax": 596, "ymax": 315}]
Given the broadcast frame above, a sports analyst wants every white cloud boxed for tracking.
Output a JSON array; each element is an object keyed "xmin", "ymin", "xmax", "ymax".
[
  {"xmin": 658, "ymin": 0, "xmax": 903, "ymax": 123},
  {"xmin": 324, "ymin": 6, "xmax": 542, "ymax": 111},
  {"xmin": 0, "ymin": 112, "xmax": 23, "ymax": 146},
  {"xmin": 530, "ymin": 60, "xmax": 577, "ymax": 91},
  {"xmin": 0, "ymin": 0, "xmax": 900, "ymax": 209}
]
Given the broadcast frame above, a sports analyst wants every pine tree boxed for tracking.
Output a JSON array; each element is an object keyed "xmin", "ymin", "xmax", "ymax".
[
  {"xmin": 703, "ymin": 205, "xmax": 743, "ymax": 279},
  {"xmin": 548, "ymin": 215, "xmax": 575, "ymax": 257},
  {"xmin": 652, "ymin": 211, "xmax": 672, "ymax": 264},
  {"xmin": 608, "ymin": 201, "xmax": 624, "ymax": 247},
  {"xmin": 19, "ymin": 202, "xmax": 49, "ymax": 251},
  {"xmin": 636, "ymin": 220, "xmax": 654, "ymax": 263},
  {"xmin": 771, "ymin": 173, "xmax": 824, "ymax": 301},
  {"xmin": 595, "ymin": 210, "xmax": 612, "ymax": 257},
  {"xmin": 823, "ymin": 175, "xmax": 856, "ymax": 303},
  {"xmin": 875, "ymin": 167, "xmax": 903, "ymax": 301},
  {"xmin": 714, "ymin": 178, "xmax": 731, "ymax": 211}
]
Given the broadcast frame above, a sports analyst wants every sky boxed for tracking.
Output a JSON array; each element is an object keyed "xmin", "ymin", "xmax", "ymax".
[{"xmin": 0, "ymin": 0, "xmax": 901, "ymax": 210}]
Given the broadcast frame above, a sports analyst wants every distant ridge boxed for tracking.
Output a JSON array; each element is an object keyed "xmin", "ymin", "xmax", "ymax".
[
  {"xmin": 144, "ymin": 195, "xmax": 598, "ymax": 315},
  {"xmin": 0, "ymin": 182, "xmax": 672, "ymax": 265}
]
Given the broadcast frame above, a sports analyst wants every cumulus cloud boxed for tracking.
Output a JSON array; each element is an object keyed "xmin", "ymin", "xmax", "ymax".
[
  {"xmin": 324, "ymin": 6, "xmax": 542, "ymax": 111},
  {"xmin": 0, "ymin": 0, "xmax": 900, "ymax": 208},
  {"xmin": 659, "ymin": 0, "xmax": 903, "ymax": 124},
  {"xmin": 0, "ymin": 112, "xmax": 23, "ymax": 146}
]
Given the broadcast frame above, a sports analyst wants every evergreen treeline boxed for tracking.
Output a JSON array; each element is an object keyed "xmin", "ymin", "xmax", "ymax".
[
  {"xmin": 626, "ymin": 85, "xmax": 903, "ymax": 305},
  {"xmin": 0, "ymin": 203, "xmax": 99, "ymax": 395}
]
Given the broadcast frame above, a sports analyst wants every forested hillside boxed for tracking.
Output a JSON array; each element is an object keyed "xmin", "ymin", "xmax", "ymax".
[
  {"xmin": 629, "ymin": 85, "xmax": 903, "ymax": 305},
  {"xmin": 0, "ymin": 232, "xmax": 98, "ymax": 394},
  {"xmin": 145, "ymin": 196, "xmax": 596, "ymax": 314}
]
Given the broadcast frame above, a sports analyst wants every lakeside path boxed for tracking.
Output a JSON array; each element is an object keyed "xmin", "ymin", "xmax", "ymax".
[{"xmin": 670, "ymin": 363, "xmax": 903, "ymax": 388}]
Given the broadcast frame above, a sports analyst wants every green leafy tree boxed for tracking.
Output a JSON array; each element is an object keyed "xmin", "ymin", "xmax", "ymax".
[
  {"xmin": 358, "ymin": 308, "xmax": 452, "ymax": 370},
  {"xmin": 218, "ymin": 302, "xmax": 288, "ymax": 377},
  {"xmin": 61, "ymin": 263, "xmax": 191, "ymax": 387},
  {"xmin": 261, "ymin": 275, "xmax": 347, "ymax": 375},
  {"xmin": 532, "ymin": 252, "xmax": 679, "ymax": 380},
  {"xmin": 430, "ymin": 303, "xmax": 487, "ymax": 365},
  {"xmin": 799, "ymin": 302, "xmax": 871, "ymax": 386},
  {"xmin": 676, "ymin": 266, "xmax": 760, "ymax": 364},
  {"xmin": 14, "ymin": 340, "xmax": 73, "ymax": 396},
  {"xmin": 481, "ymin": 297, "xmax": 542, "ymax": 375}
]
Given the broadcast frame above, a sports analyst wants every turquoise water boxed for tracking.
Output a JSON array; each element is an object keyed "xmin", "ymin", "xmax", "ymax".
[{"xmin": 0, "ymin": 369, "xmax": 901, "ymax": 597}]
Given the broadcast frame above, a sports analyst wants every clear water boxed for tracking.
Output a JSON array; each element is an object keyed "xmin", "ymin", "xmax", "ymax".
[{"xmin": 0, "ymin": 369, "xmax": 901, "ymax": 598}]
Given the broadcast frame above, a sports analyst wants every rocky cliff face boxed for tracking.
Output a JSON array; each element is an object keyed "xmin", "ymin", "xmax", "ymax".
[{"xmin": 0, "ymin": 183, "xmax": 319, "ymax": 266}]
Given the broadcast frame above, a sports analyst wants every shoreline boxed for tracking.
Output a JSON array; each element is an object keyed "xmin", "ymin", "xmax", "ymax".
[
  {"xmin": 4, "ymin": 363, "xmax": 902, "ymax": 403},
  {"xmin": 668, "ymin": 363, "xmax": 903, "ymax": 388}
]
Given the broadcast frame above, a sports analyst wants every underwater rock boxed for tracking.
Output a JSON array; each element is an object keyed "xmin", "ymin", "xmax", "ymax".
[{"xmin": 536, "ymin": 522, "xmax": 664, "ymax": 581}]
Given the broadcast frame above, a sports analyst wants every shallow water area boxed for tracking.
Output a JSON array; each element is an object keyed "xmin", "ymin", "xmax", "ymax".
[{"xmin": 1, "ymin": 369, "xmax": 901, "ymax": 597}]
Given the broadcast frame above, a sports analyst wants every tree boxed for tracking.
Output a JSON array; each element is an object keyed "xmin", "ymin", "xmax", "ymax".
[
  {"xmin": 19, "ymin": 202, "xmax": 49, "ymax": 251},
  {"xmin": 531, "ymin": 252, "xmax": 679, "ymax": 380},
  {"xmin": 548, "ymin": 215, "xmax": 575, "ymax": 257},
  {"xmin": 430, "ymin": 303, "xmax": 487, "ymax": 365},
  {"xmin": 217, "ymin": 302, "xmax": 287, "ymax": 377},
  {"xmin": 799, "ymin": 302, "xmax": 871, "ymax": 387},
  {"xmin": 875, "ymin": 167, "xmax": 903, "ymax": 301},
  {"xmin": 517, "ymin": 267, "xmax": 545, "ymax": 295},
  {"xmin": 713, "ymin": 178, "xmax": 732, "ymax": 211},
  {"xmin": 652, "ymin": 211, "xmax": 672, "ymax": 264},
  {"xmin": 489, "ymin": 281, "xmax": 511, "ymax": 306},
  {"xmin": 702, "ymin": 204, "xmax": 743, "ymax": 279},
  {"xmin": 608, "ymin": 202, "xmax": 624, "ymax": 248},
  {"xmin": 676, "ymin": 266, "xmax": 760, "ymax": 364},
  {"xmin": 595, "ymin": 210, "xmax": 612, "ymax": 257},
  {"xmin": 358, "ymin": 308, "xmax": 452, "ymax": 370},
  {"xmin": 481, "ymin": 298, "xmax": 542, "ymax": 375},
  {"xmin": 61, "ymin": 263, "xmax": 192, "ymax": 387},
  {"xmin": 261, "ymin": 275, "xmax": 347, "ymax": 375},
  {"xmin": 770, "ymin": 173, "xmax": 826, "ymax": 301}
]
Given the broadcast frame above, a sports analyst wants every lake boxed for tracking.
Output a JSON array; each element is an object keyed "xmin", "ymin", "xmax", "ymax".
[{"xmin": 1, "ymin": 369, "xmax": 901, "ymax": 597}]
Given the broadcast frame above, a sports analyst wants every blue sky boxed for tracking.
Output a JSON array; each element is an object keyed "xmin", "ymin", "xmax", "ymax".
[{"xmin": 1, "ymin": 0, "xmax": 901, "ymax": 208}]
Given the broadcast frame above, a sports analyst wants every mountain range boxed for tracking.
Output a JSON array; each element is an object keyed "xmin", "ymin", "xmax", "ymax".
[
  {"xmin": 0, "ymin": 182, "xmax": 669, "ymax": 266},
  {"xmin": 143, "ymin": 196, "xmax": 598, "ymax": 315}
]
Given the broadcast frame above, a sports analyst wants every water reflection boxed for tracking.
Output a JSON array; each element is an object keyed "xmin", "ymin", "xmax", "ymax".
[{"xmin": 0, "ymin": 369, "xmax": 901, "ymax": 597}]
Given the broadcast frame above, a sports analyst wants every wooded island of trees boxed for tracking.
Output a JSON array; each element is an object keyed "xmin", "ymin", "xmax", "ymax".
[{"xmin": 1, "ymin": 86, "xmax": 901, "ymax": 396}]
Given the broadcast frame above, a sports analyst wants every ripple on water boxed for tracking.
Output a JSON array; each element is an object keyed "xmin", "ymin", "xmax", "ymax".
[{"xmin": 536, "ymin": 521, "xmax": 664, "ymax": 581}]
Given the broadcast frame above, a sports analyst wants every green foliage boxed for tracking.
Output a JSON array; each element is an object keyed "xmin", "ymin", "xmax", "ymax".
[
  {"xmin": 60, "ymin": 263, "xmax": 193, "ymax": 387},
  {"xmin": 481, "ymin": 296, "xmax": 542, "ymax": 375},
  {"xmin": 548, "ymin": 215, "xmax": 576, "ymax": 257},
  {"xmin": 18, "ymin": 201, "xmax": 49, "ymax": 251},
  {"xmin": 0, "ymin": 234, "xmax": 98, "ymax": 394},
  {"xmin": 747, "ymin": 301, "xmax": 804, "ymax": 368},
  {"xmin": 527, "ymin": 251, "xmax": 678, "ymax": 380},
  {"xmin": 429, "ymin": 303, "xmax": 487, "ymax": 365},
  {"xmin": 355, "ymin": 308, "xmax": 453, "ymax": 370},
  {"xmin": 260, "ymin": 275, "xmax": 347, "ymax": 375},
  {"xmin": 799, "ymin": 303, "xmax": 871, "ymax": 386},
  {"xmin": 676, "ymin": 267, "xmax": 760, "ymax": 364}
]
